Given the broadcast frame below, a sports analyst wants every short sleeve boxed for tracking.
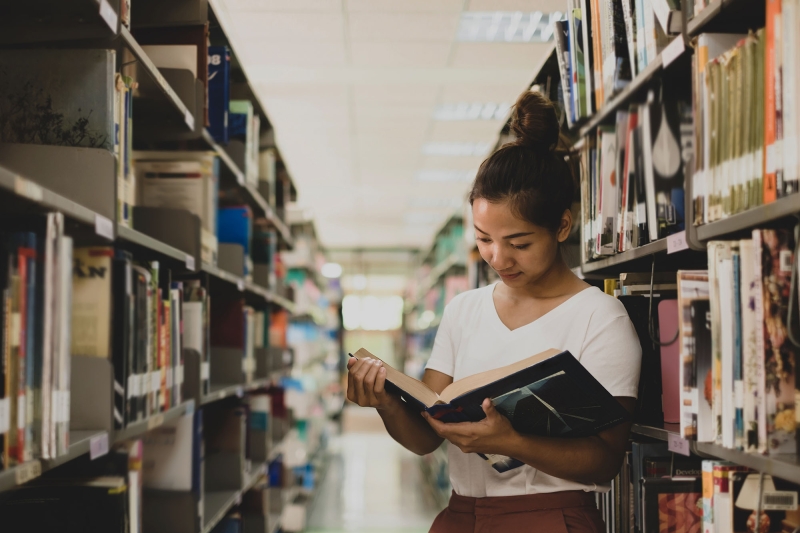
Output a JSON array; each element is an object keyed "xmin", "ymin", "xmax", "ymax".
[
  {"xmin": 579, "ymin": 313, "xmax": 642, "ymax": 398},
  {"xmin": 425, "ymin": 303, "xmax": 457, "ymax": 377}
]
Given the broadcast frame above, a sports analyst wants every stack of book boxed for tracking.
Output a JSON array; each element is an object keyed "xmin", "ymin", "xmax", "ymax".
[
  {"xmin": 0, "ymin": 213, "xmax": 73, "ymax": 468},
  {"xmin": 580, "ymin": 89, "xmax": 691, "ymax": 261},
  {"xmin": 554, "ymin": 0, "xmax": 677, "ymax": 126}
]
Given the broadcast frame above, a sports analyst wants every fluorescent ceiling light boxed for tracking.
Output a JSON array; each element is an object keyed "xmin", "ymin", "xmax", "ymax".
[
  {"xmin": 321, "ymin": 262, "xmax": 343, "ymax": 278},
  {"xmin": 422, "ymin": 141, "xmax": 492, "ymax": 157},
  {"xmin": 433, "ymin": 102, "xmax": 511, "ymax": 121},
  {"xmin": 415, "ymin": 170, "xmax": 475, "ymax": 182},
  {"xmin": 458, "ymin": 11, "xmax": 563, "ymax": 43},
  {"xmin": 408, "ymin": 197, "xmax": 465, "ymax": 209}
]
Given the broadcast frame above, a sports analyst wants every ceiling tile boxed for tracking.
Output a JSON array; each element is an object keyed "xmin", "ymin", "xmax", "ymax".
[
  {"xmin": 347, "ymin": 0, "xmax": 463, "ymax": 12},
  {"xmin": 350, "ymin": 42, "xmax": 452, "ymax": 68},
  {"xmin": 348, "ymin": 13, "xmax": 460, "ymax": 42},
  {"xmin": 439, "ymin": 82, "xmax": 524, "ymax": 103},
  {"xmin": 428, "ymin": 120, "xmax": 504, "ymax": 142},
  {"xmin": 238, "ymin": 42, "xmax": 347, "ymax": 67},
  {"xmin": 222, "ymin": 0, "xmax": 342, "ymax": 10},
  {"xmin": 449, "ymin": 42, "xmax": 553, "ymax": 68},
  {"xmin": 466, "ymin": 0, "xmax": 568, "ymax": 11},
  {"xmin": 420, "ymin": 155, "xmax": 486, "ymax": 170},
  {"xmin": 228, "ymin": 12, "xmax": 344, "ymax": 41},
  {"xmin": 352, "ymin": 84, "xmax": 440, "ymax": 105}
]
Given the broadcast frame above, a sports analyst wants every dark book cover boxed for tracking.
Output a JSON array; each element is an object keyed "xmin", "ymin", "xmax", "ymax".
[
  {"xmin": 632, "ymin": 442, "xmax": 668, "ymax": 531},
  {"xmin": 210, "ymin": 299, "xmax": 246, "ymax": 349},
  {"xmin": 208, "ymin": 46, "xmax": 230, "ymax": 144},
  {"xmin": 132, "ymin": 266, "xmax": 149, "ymax": 424},
  {"xmin": 379, "ymin": 350, "xmax": 630, "ymax": 473},
  {"xmin": 112, "ymin": 251, "xmax": 134, "ymax": 429},
  {"xmin": 617, "ymin": 295, "xmax": 664, "ymax": 426},
  {"xmin": 642, "ymin": 477, "xmax": 702, "ymax": 532},
  {"xmin": 644, "ymin": 457, "xmax": 702, "ymax": 477}
]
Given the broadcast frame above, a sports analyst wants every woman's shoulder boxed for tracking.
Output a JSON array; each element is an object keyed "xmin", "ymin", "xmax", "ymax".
[
  {"xmin": 446, "ymin": 283, "xmax": 494, "ymax": 311},
  {"xmin": 575, "ymin": 286, "xmax": 630, "ymax": 321}
]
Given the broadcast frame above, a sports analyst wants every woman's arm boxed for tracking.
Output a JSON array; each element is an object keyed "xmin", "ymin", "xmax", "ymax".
[
  {"xmin": 347, "ymin": 357, "xmax": 453, "ymax": 456},
  {"xmin": 423, "ymin": 396, "xmax": 635, "ymax": 485}
]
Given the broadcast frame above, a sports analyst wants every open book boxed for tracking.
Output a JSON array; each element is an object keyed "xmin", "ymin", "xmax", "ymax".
[{"xmin": 351, "ymin": 347, "xmax": 630, "ymax": 472}]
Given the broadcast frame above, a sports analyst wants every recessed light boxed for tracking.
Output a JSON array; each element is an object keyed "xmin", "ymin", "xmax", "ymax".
[
  {"xmin": 458, "ymin": 11, "xmax": 563, "ymax": 43},
  {"xmin": 433, "ymin": 102, "xmax": 511, "ymax": 121},
  {"xmin": 422, "ymin": 142, "xmax": 492, "ymax": 157},
  {"xmin": 321, "ymin": 262, "xmax": 343, "ymax": 278},
  {"xmin": 415, "ymin": 170, "xmax": 475, "ymax": 182}
]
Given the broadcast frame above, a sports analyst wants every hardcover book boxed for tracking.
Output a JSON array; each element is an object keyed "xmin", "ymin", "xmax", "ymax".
[
  {"xmin": 642, "ymin": 477, "xmax": 703, "ymax": 533},
  {"xmin": 351, "ymin": 347, "xmax": 630, "ymax": 473}
]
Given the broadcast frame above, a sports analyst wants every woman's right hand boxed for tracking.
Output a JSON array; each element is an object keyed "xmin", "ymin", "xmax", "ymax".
[{"xmin": 346, "ymin": 357, "xmax": 395, "ymax": 410}]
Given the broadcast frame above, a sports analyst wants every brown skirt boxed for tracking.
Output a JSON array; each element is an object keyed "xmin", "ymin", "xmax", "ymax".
[{"xmin": 429, "ymin": 490, "xmax": 606, "ymax": 533}]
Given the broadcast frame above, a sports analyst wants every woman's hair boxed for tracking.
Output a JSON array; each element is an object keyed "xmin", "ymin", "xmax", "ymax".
[{"xmin": 469, "ymin": 90, "xmax": 576, "ymax": 234}]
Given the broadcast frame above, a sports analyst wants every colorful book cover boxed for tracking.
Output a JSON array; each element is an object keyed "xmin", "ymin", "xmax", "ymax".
[
  {"xmin": 642, "ymin": 477, "xmax": 703, "ymax": 532},
  {"xmin": 754, "ymin": 228, "xmax": 797, "ymax": 454},
  {"xmin": 764, "ymin": 0, "xmax": 782, "ymax": 204},
  {"xmin": 678, "ymin": 270, "xmax": 710, "ymax": 440}
]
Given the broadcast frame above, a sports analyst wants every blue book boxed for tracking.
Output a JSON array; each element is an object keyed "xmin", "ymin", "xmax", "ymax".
[
  {"xmin": 208, "ymin": 46, "xmax": 230, "ymax": 144},
  {"xmin": 217, "ymin": 206, "xmax": 253, "ymax": 256}
]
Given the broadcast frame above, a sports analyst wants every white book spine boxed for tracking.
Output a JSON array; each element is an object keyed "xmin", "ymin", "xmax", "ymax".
[{"xmin": 752, "ymin": 230, "xmax": 768, "ymax": 453}]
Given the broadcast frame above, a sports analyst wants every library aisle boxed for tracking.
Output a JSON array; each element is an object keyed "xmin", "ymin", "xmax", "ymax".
[{"xmin": 306, "ymin": 408, "xmax": 441, "ymax": 533}]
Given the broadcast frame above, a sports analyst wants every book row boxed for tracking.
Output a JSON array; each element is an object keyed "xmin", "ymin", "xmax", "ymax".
[
  {"xmin": 0, "ymin": 387, "xmax": 305, "ymax": 533},
  {"xmin": 0, "ymin": 211, "xmax": 293, "ymax": 471},
  {"xmin": 601, "ymin": 227, "xmax": 799, "ymax": 456},
  {"xmin": 579, "ymin": 87, "xmax": 692, "ymax": 261},
  {"xmin": 603, "ymin": 441, "xmax": 800, "ymax": 533}
]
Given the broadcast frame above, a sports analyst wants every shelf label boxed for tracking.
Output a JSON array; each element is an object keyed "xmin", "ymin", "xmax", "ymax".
[
  {"xmin": 152, "ymin": 371, "xmax": 161, "ymax": 394},
  {"xmin": 95, "ymin": 214, "xmax": 114, "ymax": 240},
  {"xmin": 15, "ymin": 461, "xmax": 41, "ymax": 485},
  {"xmin": 90, "ymin": 433, "xmax": 109, "ymax": 460},
  {"xmin": 762, "ymin": 490, "xmax": 799, "ymax": 510},
  {"xmin": 17, "ymin": 397, "xmax": 25, "ymax": 430},
  {"xmin": 98, "ymin": 0, "xmax": 119, "ymax": 33},
  {"xmin": 236, "ymin": 172, "xmax": 245, "ymax": 186},
  {"xmin": 662, "ymin": 36, "xmax": 686, "ymax": 68},
  {"xmin": 184, "ymin": 110, "xmax": 195, "ymax": 131},
  {"xmin": 668, "ymin": 433, "xmax": 691, "ymax": 456},
  {"xmin": 667, "ymin": 230, "xmax": 688, "ymax": 254},
  {"xmin": 237, "ymin": 279, "xmax": 245, "ymax": 292},
  {"xmin": 0, "ymin": 398, "xmax": 9, "ymax": 434},
  {"xmin": 14, "ymin": 176, "xmax": 43, "ymax": 202},
  {"xmin": 147, "ymin": 413, "xmax": 165, "ymax": 430},
  {"xmin": 235, "ymin": 492, "xmax": 242, "ymax": 506},
  {"xmin": 201, "ymin": 362, "xmax": 210, "ymax": 381},
  {"xmin": 185, "ymin": 254, "xmax": 196, "ymax": 271},
  {"xmin": 236, "ymin": 386, "xmax": 244, "ymax": 398}
]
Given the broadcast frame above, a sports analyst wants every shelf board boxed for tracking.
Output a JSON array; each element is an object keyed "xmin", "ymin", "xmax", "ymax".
[
  {"xmin": 0, "ymin": 402, "xmax": 194, "ymax": 494},
  {"xmin": 632, "ymin": 423, "xmax": 800, "ymax": 484},
  {"xmin": 0, "ymin": 166, "xmax": 105, "ymax": 230},
  {"xmin": 119, "ymin": 26, "xmax": 195, "ymax": 132},
  {"xmin": 686, "ymin": 0, "xmax": 767, "ymax": 36},
  {"xmin": 117, "ymin": 226, "xmax": 195, "ymax": 269},
  {"xmin": 581, "ymin": 239, "xmax": 668, "ymax": 274},
  {"xmin": 201, "ymin": 379, "xmax": 272, "ymax": 406},
  {"xmin": 201, "ymin": 463, "xmax": 266, "ymax": 533},
  {"xmin": 577, "ymin": 36, "xmax": 684, "ymax": 137},
  {"xmin": 696, "ymin": 195, "xmax": 800, "ymax": 241},
  {"xmin": 201, "ymin": 263, "xmax": 295, "ymax": 311}
]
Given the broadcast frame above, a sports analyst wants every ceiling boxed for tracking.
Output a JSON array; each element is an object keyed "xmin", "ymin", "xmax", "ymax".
[{"xmin": 213, "ymin": 0, "xmax": 563, "ymax": 250}]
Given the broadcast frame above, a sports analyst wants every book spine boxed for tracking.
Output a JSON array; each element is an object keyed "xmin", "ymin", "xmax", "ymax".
[
  {"xmin": 752, "ymin": 230, "xmax": 768, "ymax": 453},
  {"xmin": 590, "ymin": 0, "xmax": 605, "ymax": 110},
  {"xmin": 764, "ymin": 0, "xmax": 782, "ymax": 203},
  {"xmin": 739, "ymin": 239, "xmax": 760, "ymax": 452},
  {"xmin": 732, "ymin": 250, "xmax": 744, "ymax": 450}
]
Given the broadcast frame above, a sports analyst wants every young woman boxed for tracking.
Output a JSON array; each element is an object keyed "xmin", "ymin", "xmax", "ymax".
[{"xmin": 346, "ymin": 91, "xmax": 642, "ymax": 533}]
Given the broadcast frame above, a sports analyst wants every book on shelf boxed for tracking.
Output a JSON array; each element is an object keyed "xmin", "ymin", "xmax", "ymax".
[
  {"xmin": 677, "ymin": 270, "xmax": 710, "ymax": 441},
  {"xmin": 208, "ymin": 46, "xmax": 231, "ymax": 145},
  {"xmin": 0, "ymin": 213, "xmax": 72, "ymax": 469},
  {"xmin": 642, "ymin": 476, "xmax": 703, "ymax": 532},
  {"xmin": 229, "ymin": 100, "xmax": 259, "ymax": 187},
  {"xmin": 142, "ymin": 410, "xmax": 203, "ymax": 495},
  {"xmin": 350, "ymin": 347, "xmax": 630, "ymax": 473},
  {"xmin": 183, "ymin": 281, "xmax": 211, "ymax": 397}
]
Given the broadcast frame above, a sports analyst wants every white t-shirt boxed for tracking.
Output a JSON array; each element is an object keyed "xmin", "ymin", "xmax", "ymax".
[{"xmin": 425, "ymin": 282, "xmax": 642, "ymax": 497}]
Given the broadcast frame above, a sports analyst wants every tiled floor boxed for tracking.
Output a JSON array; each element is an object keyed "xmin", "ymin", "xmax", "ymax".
[{"xmin": 306, "ymin": 408, "xmax": 442, "ymax": 533}]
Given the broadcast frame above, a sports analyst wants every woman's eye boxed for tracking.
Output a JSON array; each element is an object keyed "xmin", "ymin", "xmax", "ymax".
[
  {"xmin": 477, "ymin": 238, "xmax": 491, "ymax": 243},
  {"xmin": 512, "ymin": 244, "xmax": 531, "ymax": 250}
]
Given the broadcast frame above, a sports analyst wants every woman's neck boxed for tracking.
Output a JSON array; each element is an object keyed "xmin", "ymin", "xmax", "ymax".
[{"xmin": 501, "ymin": 256, "xmax": 579, "ymax": 300}]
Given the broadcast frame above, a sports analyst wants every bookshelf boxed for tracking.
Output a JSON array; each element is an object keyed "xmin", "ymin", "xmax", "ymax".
[{"xmin": 695, "ymin": 194, "xmax": 800, "ymax": 241}]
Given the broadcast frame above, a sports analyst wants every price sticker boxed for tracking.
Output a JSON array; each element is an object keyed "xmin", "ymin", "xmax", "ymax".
[
  {"xmin": 98, "ymin": 0, "xmax": 119, "ymax": 33},
  {"xmin": 147, "ymin": 413, "xmax": 165, "ymax": 430},
  {"xmin": 668, "ymin": 433, "xmax": 691, "ymax": 456},
  {"xmin": 15, "ymin": 460, "xmax": 42, "ymax": 485},
  {"xmin": 184, "ymin": 110, "xmax": 195, "ymax": 131},
  {"xmin": 95, "ymin": 214, "xmax": 114, "ymax": 240},
  {"xmin": 667, "ymin": 230, "xmax": 688, "ymax": 254},
  {"xmin": 185, "ymin": 254, "xmax": 196, "ymax": 271},
  {"xmin": 662, "ymin": 36, "xmax": 686, "ymax": 68},
  {"xmin": 90, "ymin": 433, "xmax": 109, "ymax": 460},
  {"xmin": 201, "ymin": 362, "xmax": 210, "ymax": 381},
  {"xmin": 14, "ymin": 176, "xmax": 43, "ymax": 202}
]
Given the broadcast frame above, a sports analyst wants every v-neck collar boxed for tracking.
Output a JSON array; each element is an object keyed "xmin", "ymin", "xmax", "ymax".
[{"xmin": 487, "ymin": 282, "xmax": 597, "ymax": 333}]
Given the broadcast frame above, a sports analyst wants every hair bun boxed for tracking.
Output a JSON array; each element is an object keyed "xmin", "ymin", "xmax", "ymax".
[{"xmin": 509, "ymin": 91, "xmax": 560, "ymax": 152}]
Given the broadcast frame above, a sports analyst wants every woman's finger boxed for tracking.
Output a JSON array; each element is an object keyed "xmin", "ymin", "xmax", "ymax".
[
  {"xmin": 353, "ymin": 359, "xmax": 375, "ymax": 404},
  {"xmin": 374, "ymin": 367, "xmax": 387, "ymax": 395},
  {"xmin": 363, "ymin": 360, "xmax": 383, "ymax": 405}
]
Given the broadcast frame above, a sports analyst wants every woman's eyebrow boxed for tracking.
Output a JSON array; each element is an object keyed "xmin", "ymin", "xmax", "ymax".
[{"xmin": 474, "ymin": 224, "xmax": 535, "ymax": 240}]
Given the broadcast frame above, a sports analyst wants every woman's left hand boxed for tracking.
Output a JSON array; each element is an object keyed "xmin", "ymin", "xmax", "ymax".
[{"xmin": 422, "ymin": 398, "xmax": 517, "ymax": 455}]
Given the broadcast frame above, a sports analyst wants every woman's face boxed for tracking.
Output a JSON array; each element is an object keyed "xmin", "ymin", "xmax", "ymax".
[{"xmin": 472, "ymin": 198, "xmax": 567, "ymax": 289}]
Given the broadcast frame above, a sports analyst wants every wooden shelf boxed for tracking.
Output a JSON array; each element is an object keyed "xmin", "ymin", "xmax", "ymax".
[
  {"xmin": 202, "ymin": 463, "xmax": 266, "ymax": 533},
  {"xmin": 201, "ymin": 262, "xmax": 296, "ymax": 311},
  {"xmin": 581, "ymin": 239, "xmax": 668, "ymax": 274},
  {"xmin": 0, "ymin": 166, "xmax": 108, "ymax": 232},
  {"xmin": 695, "ymin": 195, "xmax": 800, "ymax": 242},
  {"xmin": 686, "ymin": 0, "xmax": 767, "ymax": 36},
  {"xmin": 632, "ymin": 423, "xmax": 800, "ymax": 484},
  {"xmin": 201, "ymin": 379, "xmax": 273, "ymax": 406},
  {"xmin": 118, "ymin": 226, "xmax": 196, "ymax": 269}
]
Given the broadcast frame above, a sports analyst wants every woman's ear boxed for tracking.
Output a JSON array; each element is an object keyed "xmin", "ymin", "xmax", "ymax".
[{"xmin": 557, "ymin": 209, "xmax": 572, "ymax": 243}]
